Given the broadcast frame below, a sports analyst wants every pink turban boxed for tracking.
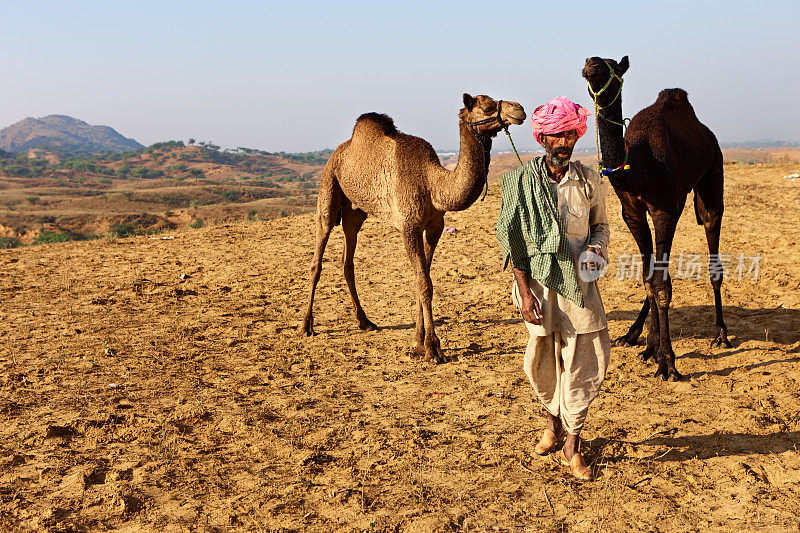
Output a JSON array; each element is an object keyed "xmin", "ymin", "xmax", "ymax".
[{"xmin": 531, "ymin": 96, "xmax": 591, "ymax": 139}]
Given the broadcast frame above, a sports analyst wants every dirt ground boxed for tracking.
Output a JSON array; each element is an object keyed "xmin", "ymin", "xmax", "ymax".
[{"xmin": 1, "ymin": 160, "xmax": 799, "ymax": 532}]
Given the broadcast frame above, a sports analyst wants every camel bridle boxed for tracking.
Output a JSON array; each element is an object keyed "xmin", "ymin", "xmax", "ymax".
[
  {"xmin": 462, "ymin": 100, "xmax": 506, "ymax": 130},
  {"xmin": 459, "ymin": 100, "xmax": 509, "ymax": 201},
  {"xmin": 586, "ymin": 60, "xmax": 631, "ymax": 176}
]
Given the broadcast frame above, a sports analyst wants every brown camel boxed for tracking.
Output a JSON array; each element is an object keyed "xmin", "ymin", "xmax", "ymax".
[
  {"xmin": 298, "ymin": 94, "xmax": 526, "ymax": 362},
  {"xmin": 582, "ymin": 56, "xmax": 731, "ymax": 381}
]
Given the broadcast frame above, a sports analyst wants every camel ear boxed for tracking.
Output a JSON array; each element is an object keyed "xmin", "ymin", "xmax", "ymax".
[
  {"xmin": 463, "ymin": 93, "xmax": 475, "ymax": 111},
  {"xmin": 618, "ymin": 56, "xmax": 629, "ymax": 75}
]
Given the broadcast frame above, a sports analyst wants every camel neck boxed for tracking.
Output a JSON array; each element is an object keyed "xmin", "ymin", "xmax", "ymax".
[
  {"xmin": 597, "ymin": 97, "xmax": 626, "ymax": 170},
  {"xmin": 431, "ymin": 121, "xmax": 491, "ymax": 212}
]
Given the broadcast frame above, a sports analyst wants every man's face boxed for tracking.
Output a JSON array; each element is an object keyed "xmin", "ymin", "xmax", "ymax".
[{"xmin": 538, "ymin": 130, "xmax": 578, "ymax": 172}]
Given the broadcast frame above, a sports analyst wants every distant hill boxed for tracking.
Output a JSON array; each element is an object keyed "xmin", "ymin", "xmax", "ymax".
[
  {"xmin": 0, "ymin": 140, "xmax": 328, "ymax": 243},
  {"xmin": 0, "ymin": 115, "xmax": 142, "ymax": 157}
]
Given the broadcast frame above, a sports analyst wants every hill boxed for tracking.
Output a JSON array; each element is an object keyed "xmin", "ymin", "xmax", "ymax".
[
  {"xmin": 0, "ymin": 160, "xmax": 798, "ymax": 530},
  {"xmin": 0, "ymin": 115, "xmax": 142, "ymax": 158},
  {"xmin": 0, "ymin": 141, "xmax": 328, "ymax": 245}
]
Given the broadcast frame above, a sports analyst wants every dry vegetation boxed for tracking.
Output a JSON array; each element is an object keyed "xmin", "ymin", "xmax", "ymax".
[
  {"xmin": 0, "ymin": 153, "xmax": 799, "ymax": 531},
  {"xmin": 0, "ymin": 144, "xmax": 326, "ymax": 245}
]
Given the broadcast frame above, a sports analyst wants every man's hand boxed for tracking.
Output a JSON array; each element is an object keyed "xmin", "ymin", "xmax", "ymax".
[
  {"xmin": 512, "ymin": 267, "xmax": 543, "ymax": 325},
  {"xmin": 519, "ymin": 290, "xmax": 543, "ymax": 325}
]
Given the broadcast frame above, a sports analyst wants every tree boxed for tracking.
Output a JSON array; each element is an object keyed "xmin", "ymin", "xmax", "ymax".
[{"xmin": 188, "ymin": 138, "xmax": 195, "ymax": 145}]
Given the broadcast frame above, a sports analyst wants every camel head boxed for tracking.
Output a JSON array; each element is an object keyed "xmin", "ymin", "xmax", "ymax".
[
  {"xmin": 582, "ymin": 56, "xmax": 629, "ymax": 108},
  {"xmin": 459, "ymin": 94, "xmax": 526, "ymax": 137}
]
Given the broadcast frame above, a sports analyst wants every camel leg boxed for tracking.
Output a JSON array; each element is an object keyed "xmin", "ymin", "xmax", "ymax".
[
  {"xmin": 414, "ymin": 218, "xmax": 445, "ymax": 352},
  {"xmin": 613, "ymin": 297, "xmax": 650, "ymax": 347},
  {"xmin": 617, "ymin": 201, "xmax": 656, "ymax": 351},
  {"xmin": 694, "ymin": 160, "xmax": 732, "ymax": 348},
  {"xmin": 341, "ymin": 202, "xmax": 378, "ymax": 331},
  {"xmin": 403, "ymin": 227, "xmax": 446, "ymax": 364},
  {"xmin": 650, "ymin": 210, "xmax": 682, "ymax": 381},
  {"xmin": 298, "ymin": 168, "xmax": 342, "ymax": 336}
]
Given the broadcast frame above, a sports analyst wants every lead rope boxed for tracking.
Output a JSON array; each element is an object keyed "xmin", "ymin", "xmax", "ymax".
[
  {"xmin": 504, "ymin": 126, "xmax": 525, "ymax": 168},
  {"xmin": 484, "ymin": 126, "xmax": 524, "ymax": 202}
]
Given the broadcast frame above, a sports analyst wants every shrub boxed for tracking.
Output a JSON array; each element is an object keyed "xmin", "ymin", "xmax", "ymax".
[
  {"xmin": 110, "ymin": 223, "xmax": 136, "ymax": 237},
  {"xmin": 3, "ymin": 164, "xmax": 30, "ymax": 177},
  {"xmin": 129, "ymin": 166, "xmax": 165, "ymax": 179},
  {"xmin": 188, "ymin": 218, "xmax": 204, "ymax": 229},
  {"xmin": 147, "ymin": 140, "xmax": 185, "ymax": 152},
  {"xmin": 0, "ymin": 236, "xmax": 20, "ymax": 249},
  {"xmin": 220, "ymin": 190, "xmax": 241, "ymax": 202},
  {"xmin": 60, "ymin": 160, "xmax": 99, "ymax": 173},
  {"xmin": 34, "ymin": 232, "xmax": 72, "ymax": 245},
  {"xmin": 247, "ymin": 209, "xmax": 258, "ymax": 221}
]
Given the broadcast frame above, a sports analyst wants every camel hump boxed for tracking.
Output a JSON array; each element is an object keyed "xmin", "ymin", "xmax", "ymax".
[
  {"xmin": 353, "ymin": 112, "xmax": 399, "ymax": 138},
  {"xmin": 656, "ymin": 88, "xmax": 691, "ymax": 108}
]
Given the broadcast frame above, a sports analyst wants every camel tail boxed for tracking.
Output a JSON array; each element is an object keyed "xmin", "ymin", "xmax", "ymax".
[
  {"xmin": 316, "ymin": 155, "xmax": 344, "ymax": 227},
  {"xmin": 693, "ymin": 192, "xmax": 703, "ymax": 226},
  {"xmin": 334, "ymin": 202, "xmax": 342, "ymax": 227}
]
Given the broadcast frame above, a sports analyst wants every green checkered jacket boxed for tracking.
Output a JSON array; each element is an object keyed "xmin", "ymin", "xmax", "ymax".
[{"xmin": 495, "ymin": 156, "xmax": 584, "ymax": 307}]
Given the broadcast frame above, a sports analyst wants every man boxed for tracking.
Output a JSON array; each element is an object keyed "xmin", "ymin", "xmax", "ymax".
[{"xmin": 496, "ymin": 96, "xmax": 610, "ymax": 481}]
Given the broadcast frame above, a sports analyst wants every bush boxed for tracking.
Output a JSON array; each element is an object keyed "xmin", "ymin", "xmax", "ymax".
[
  {"xmin": 129, "ymin": 166, "xmax": 165, "ymax": 180},
  {"xmin": 3, "ymin": 164, "xmax": 30, "ymax": 177},
  {"xmin": 60, "ymin": 160, "xmax": 99, "ymax": 173},
  {"xmin": 147, "ymin": 140, "xmax": 185, "ymax": 152},
  {"xmin": 33, "ymin": 232, "xmax": 72, "ymax": 245},
  {"xmin": 188, "ymin": 218, "xmax": 204, "ymax": 229},
  {"xmin": 110, "ymin": 223, "xmax": 136, "ymax": 237},
  {"xmin": 220, "ymin": 190, "xmax": 242, "ymax": 202},
  {"xmin": 247, "ymin": 209, "xmax": 258, "ymax": 221},
  {"xmin": 0, "ymin": 236, "xmax": 20, "ymax": 249}
]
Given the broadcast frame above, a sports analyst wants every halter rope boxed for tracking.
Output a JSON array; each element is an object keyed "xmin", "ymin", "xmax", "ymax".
[
  {"xmin": 586, "ymin": 59, "xmax": 630, "ymax": 176},
  {"xmin": 462, "ymin": 101, "xmax": 506, "ymax": 201}
]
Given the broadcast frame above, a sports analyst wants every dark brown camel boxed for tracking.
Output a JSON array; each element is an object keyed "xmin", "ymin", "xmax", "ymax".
[
  {"xmin": 298, "ymin": 94, "xmax": 526, "ymax": 363},
  {"xmin": 582, "ymin": 56, "xmax": 732, "ymax": 381}
]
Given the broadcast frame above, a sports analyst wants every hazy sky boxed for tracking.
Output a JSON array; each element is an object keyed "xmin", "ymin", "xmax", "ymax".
[{"xmin": 3, "ymin": 0, "xmax": 798, "ymax": 152}]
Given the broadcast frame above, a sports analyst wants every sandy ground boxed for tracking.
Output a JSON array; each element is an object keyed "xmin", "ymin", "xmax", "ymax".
[{"xmin": 1, "ymin": 161, "xmax": 799, "ymax": 532}]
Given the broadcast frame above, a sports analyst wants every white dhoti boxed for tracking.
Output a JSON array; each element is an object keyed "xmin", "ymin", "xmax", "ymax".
[
  {"xmin": 512, "ymin": 282, "xmax": 611, "ymax": 435},
  {"xmin": 522, "ymin": 327, "xmax": 610, "ymax": 434}
]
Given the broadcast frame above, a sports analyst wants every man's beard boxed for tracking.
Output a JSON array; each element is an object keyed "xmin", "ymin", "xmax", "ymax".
[{"xmin": 545, "ymin": 145, "xmax": 572, "ymax": 171}]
